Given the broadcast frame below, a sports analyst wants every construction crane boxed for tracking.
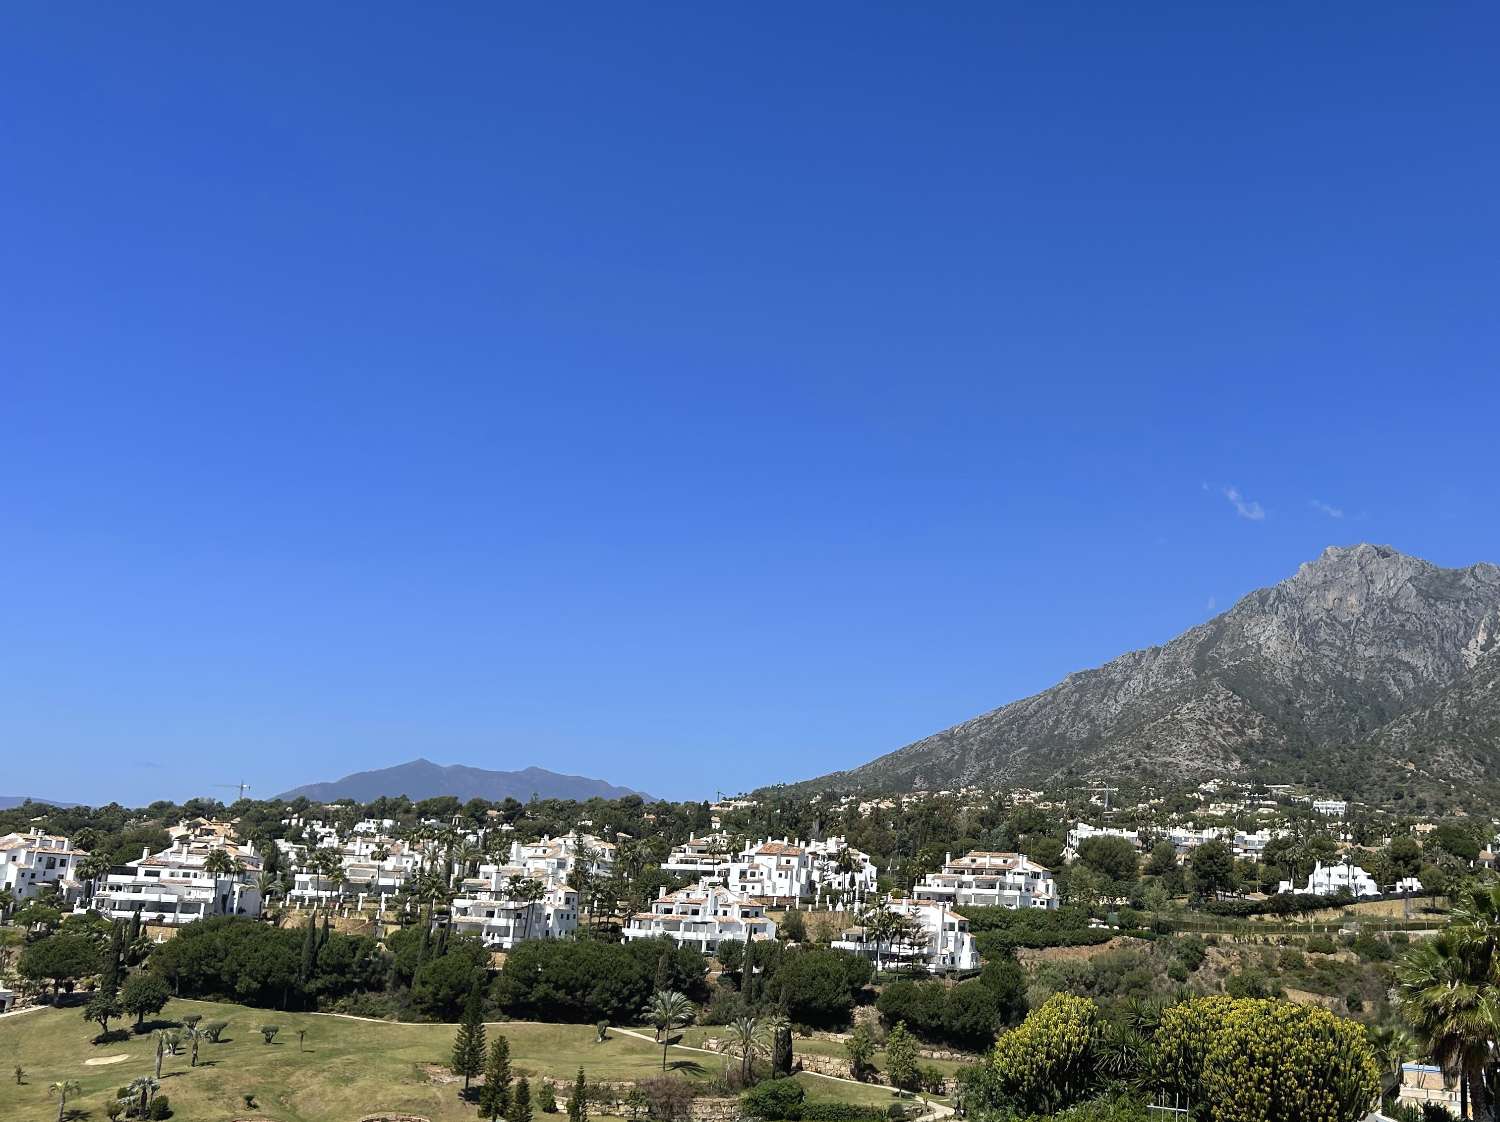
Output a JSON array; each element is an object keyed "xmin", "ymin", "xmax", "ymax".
[
  {"xmin": 213, "ymin": 782, "xmax": 252, "ymax": 801},
  {"xmin": 1087, "ymin": 785, "xmax": 1119, "ymax": 813}
]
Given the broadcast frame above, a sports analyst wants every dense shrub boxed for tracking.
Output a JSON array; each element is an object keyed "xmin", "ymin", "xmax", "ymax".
[
  {"xmin": 876, "ymin": 979, "xmax": 1002, "ymax": 1049},
  {"xmin": 742, "ymin": 1078, "xmax": 805, "ymax": 1120},
  {"xmin": 493, "ymin": 937, "xmax": 705, "ymax": 1025},
  {"xmin": 150, "ymin": 917, "xmax": 385, "ymax": 1010},
  {"xmin": 966, "ymin": 908, "xmax": 1112, "ymax": 954},
  {"xmin": 765, "ymin": 948, "xmax": 871, "ymax": 1028},
  {"xmin": 971, "ymin": 994, "xmax": 1103, "ymax": 1116}
]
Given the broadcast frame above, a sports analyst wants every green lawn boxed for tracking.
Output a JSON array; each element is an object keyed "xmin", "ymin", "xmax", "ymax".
[{"xmin": 0, "ymin": 1000, "xmax": 701, "ymax": 1122}]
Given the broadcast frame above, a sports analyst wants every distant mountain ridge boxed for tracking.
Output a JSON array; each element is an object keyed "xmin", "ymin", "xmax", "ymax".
[
  {"xmin": 789, "ymin": 544, "xmax": 1500, "ymax": 795},
  {"xmin": 277, "ymin": 758, "xmax": 653, "ymax": 804},
  {"xmin": 0, "ymin": 796, "xmax": 78, "ymax": 811}
]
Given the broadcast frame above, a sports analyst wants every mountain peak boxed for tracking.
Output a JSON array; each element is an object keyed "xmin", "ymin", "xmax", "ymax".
[
  {"xmin": 277, "ymin": 759, "xmax": 654, "ymax": 803},
  {"xmin": 789, "ymin": 545, "xmax": 1500, "ymax": 796}
]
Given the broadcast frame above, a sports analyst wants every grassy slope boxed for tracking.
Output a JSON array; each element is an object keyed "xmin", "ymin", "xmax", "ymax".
[{"xmin": 0, "ymin": 1000, "xmax": 701, "ymax": 1122}]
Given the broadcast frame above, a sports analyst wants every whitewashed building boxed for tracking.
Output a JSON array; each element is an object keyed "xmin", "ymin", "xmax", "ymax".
[
  {"xmin": 913, "ymin": 851, "xmax": 1058, "ymax": 910},
  {"xmin": 449, "ymin": 866, "xmax": 579, "ymax": 948},
  {"xmin": 1277, "ymin": 860, "xmax": 1379, "ymax": 898},
  {"xmin": 833, "ymin": 897, "xmax": 979, "ymax": 974},
  {"xmin": 0, "ymin": 829, "xmax": 89, "ymax": 903},
  {"xmin": 87, "ymin": 834, "xmax": 263, "ymax": 927},
  {"xmin": 622, "ymin": 879, "xmax": 775, "ymax": 952},
  {"xmin": 1065, "ymin": 823, "xmax": 1141, "ymax": 861}
]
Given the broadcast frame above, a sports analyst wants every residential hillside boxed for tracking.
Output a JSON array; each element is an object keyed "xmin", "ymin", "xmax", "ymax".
[
  {"xmin": 278, "ymin": 758, "xmax": 653, "ymax": 804},
  {"xmin": 788, "ymin": 544, "xmax": 1500, "ymax": 799}
]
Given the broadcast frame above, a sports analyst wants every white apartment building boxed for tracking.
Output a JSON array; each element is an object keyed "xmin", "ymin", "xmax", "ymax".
[
  {"xmin": 833, "ymin": 897, "xmax": 979, "ymax": 974},
  {"xmin": 1277, "ymin": 860, "xmax": 1380, "ymax": 898},
  {"xmin": 0, "ymin": 829, "xmax": 88, "ymax": 903},
  {"xmin": 663, "ymin": 834, "xmax": 734, "ymax": 878},
  {"xmin": 622, "ymin": 879, "xmax": 775, "ymax": 952},
  {"xmin": 912, "ymin": 851, "xmax": 1058, "ymax": 911},
  {"xmin": 1065, "ymin": 823, "xmax": 1141, "ymax": 861},
  {"xmin": 88, "ymin": 834, "xmax": 263, "ymax": 927},
  {"xmin": 702, "ymin": 836, "xmax": 877, "ymax": 907},
  {"xmin": 510, "ymin": 832, "xmax": 616, "ymax": 881},
  {"xmin": 449, "ymin": 866, "xmax": 579, "ymax": 948},
  {"xmin": 1312, "ymin": 799, "xmax": 1348, "ymax": 817}
]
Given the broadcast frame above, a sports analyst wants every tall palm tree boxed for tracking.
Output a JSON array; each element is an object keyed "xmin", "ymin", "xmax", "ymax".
[
  {"xmin": 1367, "ymin": 1024, "xmax": 1418, "ymax": 1103},
  {"xmin": 48, "ymin": 1079, "xmax": 81, "ymax": 1122},
  {"xmin": 506, "ymin": 875, "xmax": 546, "ymax": 942},
  {"xmin": 1397, "ymin": 929, "xmax": 1499, "ymax": 1122},
  {"xmin": 643, "ymin": 990, "xmax": 695, "ymax": 1070},
  {"xmin": 76, "ymin": 853, "xmax": 112, "ymax": 904},
  {"xmin": 725, "ymin": 1015, "xmax": 768, "ymax": 1084}
]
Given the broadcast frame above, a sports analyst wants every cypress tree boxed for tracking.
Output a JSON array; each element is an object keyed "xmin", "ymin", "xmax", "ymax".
[
  {"xmin": 128, "ymin": 909, "xmax": 142, "ymax": 943},
  {"xmin": 451, "ymin": 986, "xmax": 487, "ymax": 1093},
  {"xmin": 99, "ymin": 922, "xmax": 123, "ymax": 997},
  {"xmin": 416, "ymin": 904, "xmax": 432, "ymax": 976},
  {"xmin": 653, "ymin": 950, "xmax": 671, "ymax": 994},
  {"xmin": 566, "ymin": 1067, "xmax": 587, "ymax": 1122},
  {"xmin": 478, "ymin": 1034, "xmax": 512, "ymax": 1121},
  {"xmin": 300, "ymin": 908, "xmax": 319, "ymax": 984}
]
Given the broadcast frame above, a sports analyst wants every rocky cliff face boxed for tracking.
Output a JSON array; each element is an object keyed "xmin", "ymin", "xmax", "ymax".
[{"xmin": 796, "ymin": 544, "xmax": 1500, "ymax": 792}]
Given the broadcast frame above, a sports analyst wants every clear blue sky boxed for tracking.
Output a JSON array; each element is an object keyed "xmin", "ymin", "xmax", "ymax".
[{"xmin": 3, "ymin": 5, "xmax": 1498, "ymax": 806}]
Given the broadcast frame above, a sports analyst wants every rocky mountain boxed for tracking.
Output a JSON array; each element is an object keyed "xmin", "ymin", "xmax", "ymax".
[
  {"xmin": 793, "ymin": 544, "xmax": 1500, "ymax": 795},
  {"xmin": 278, "ymin": 758, "xmax": 653, "ymax": 804}
]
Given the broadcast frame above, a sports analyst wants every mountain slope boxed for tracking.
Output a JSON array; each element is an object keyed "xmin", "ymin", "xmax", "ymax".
[
  {"xmin": 278, "ymin": 759, "xmax": 653, "ymax": 804},
  {"xmin": 794, "ymin": 544, "xmax": 1500, "ymax": 792}
]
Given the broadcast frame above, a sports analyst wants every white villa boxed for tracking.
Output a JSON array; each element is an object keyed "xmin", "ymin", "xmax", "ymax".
[
  {"xmin": 0, "ymin": 829, "xmax": 88, "ymax": 903},
  {"xmin": 87, "ymin": 830, "xmax": 263, "ymax": 927},
  {"xmin": 665, "ymin": 835, "xmax": 877, "ymax": 907},
  {"xmin": 913, "ymin": 851, "xmax": 1058, "ymax": 911},
  {"xmin": 510, "ymin": 832, "xmax": 616, "ymax": 880},
  {"xmin": 622, "ymin": 879, "xmax": 776, "ymax": 952},
  {"xmin": 833, "ymin": 897, "xmax": 980, "ymax": 974},
  {"xmin": 449, "ymin": 866, "xmax": 579, "ymax": 948},
  {"xmin": 1066, "ymin": 823, "xmax": 1141, "ymax": 860},
  {"xmin": 1277, "ymin": 860, "xmax": 1380, "ymax": 898}
]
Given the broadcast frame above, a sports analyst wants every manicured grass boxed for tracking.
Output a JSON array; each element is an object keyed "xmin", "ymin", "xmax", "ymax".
[
  {"xmin": 794, "ymin": 1073, "xmax": 927, "ymax": 1108},
  {"xmin": 0, "ymin": 1000, "xmax": 696, "ymax": 1122}
]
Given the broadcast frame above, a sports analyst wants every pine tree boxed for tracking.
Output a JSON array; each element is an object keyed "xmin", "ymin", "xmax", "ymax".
[
  {"xmin": 510, "ymin": 1077, "xmax": 533, "ymax": 1122},
  {"xmin": 452, "ymin": 986, "xmax": 487, "ymax": 1093},
  {"xmin": 478, "ymin": 1034, "xmax": 512, "ymax": 1121},
  {"xmin": 566, "ymin": 1067, "xmax": 587, "ymax": 1122}
]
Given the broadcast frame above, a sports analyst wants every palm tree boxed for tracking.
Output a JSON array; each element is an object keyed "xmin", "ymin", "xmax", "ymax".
[
  {"xmin": 183, "ymin": 1023, "xmax": 203, "ymax": 1067},
  {"xmin": 1367, "ymin": 1024, "xmax": 1418, "ymax": 1103},
  {"xmin": 506, "ymin": 875, "xmax": 546, "ymax": 942},
  {"xmin": 1397, "ymin": 929, "xmax": 1499, "ymax": 1122},
  {"xmin": 124, "ymin": 1075, "xmax": 160, "ymax": 1119},
  {"xmin": 48, "ymin": 1079, "xmax": 81, "ymax": 1122},
  {"xmin": 725, "ymin": 1015, "xmax": 767, "ymax": 1084},
  {"xmin": 77, "ymin": 853, "xmax": 112, "ymax": 904},
  {"xmin": 203, "ymin": 848, "xmax": 236, "ymax": 879},
  {"xmin": 643, "ymin": 990, "xmax": 695, "ymax": 1070}
]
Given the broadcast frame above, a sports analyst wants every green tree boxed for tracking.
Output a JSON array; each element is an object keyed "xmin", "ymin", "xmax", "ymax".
[
  {"xmin": 1077, "ymin": 836, "xmax": 1139, "ymax": 887},
  {"xmin": 510, "ymin": 1076, "xmax": 533, "ymax": 1122},
  {"xmin": 643, "ymin": 990, "xmax": 695, "ymax": 1070},
  {"xmin": 884, "ymin": 1021, "xmax": 920, "ymax": 1092},
  {"xmin": 1190, "ymin": 840, "xmax": 1236, "ymax": 900},
  {"xmin": 844, "ymin": 1024, "xmax": 876, "ymax": 1081},
  {"xmin": 566, "ymin": 1066, "xmax": 588, "ymax": 1122},
  {"xmin": 453, "ymin": 986, "xmax": 488, "ymax": 1093},
  {"xmin": 18, "ymin": 933, "xmax": 101, "ymax": 997},
  {"xmin": 478, "ymin": 1034, "xmax": 513, "ymax": 1121},
  {"xmin": 1145, "ymin": 840, "xmax": 1179, "ymax": 878},
  {"xmin": 83, "ymin": 989, "xmax": 123, "ymax": 1037},
  {"xmin": 120, "ymin": 973, "xmax": 170, "ymax": 1029}
]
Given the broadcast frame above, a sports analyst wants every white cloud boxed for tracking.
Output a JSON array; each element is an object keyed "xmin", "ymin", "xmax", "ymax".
[
  {"xmin": 1222, "ymin": 485, "xmax": 1266, "ymax": 521},
  {"xmin": 1309, "ymin": 499, "xmax": 1345, "ymax": 519}
]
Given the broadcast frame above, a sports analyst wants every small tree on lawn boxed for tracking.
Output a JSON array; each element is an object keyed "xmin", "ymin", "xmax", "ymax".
[
  {"xmin": 120, "ymin": 973, "xmax": 170, "ymax": 1030},
  {"xmin": 478, "ymin": 1034, "xmax": 513, "ymax": 1121},
  {"xmin": 48, "ymin": 1079, "xmax": 81, "ymax": 1122},
  {"xmin": 452, "ymin": 985, "xmax": 487, "ymax": 1094},
  {"xmin": 885, "ymin": 1022, "xmax": 920, "ymax": 1092},
  {"xmin": 643, "ymin": 991, "xmax": 695, "ymax": 1070},
  {"xmin": 260, "ymin": 1025, "xmax": 280, "ymax": 1044},
  {"xmin": 84, "ymin": 989, "xmax": 123, "ymax": 1038}
]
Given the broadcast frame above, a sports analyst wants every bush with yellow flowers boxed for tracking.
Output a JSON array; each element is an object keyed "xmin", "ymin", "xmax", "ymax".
[{"xmin": 984, "ymin": 992, "xmax": 1103, "ymax": 1115}]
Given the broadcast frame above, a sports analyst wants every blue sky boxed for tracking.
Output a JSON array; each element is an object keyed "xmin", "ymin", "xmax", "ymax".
[{"xmin": 3, "ymin": 5, "xmax": 1498, "ymax": 806}]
